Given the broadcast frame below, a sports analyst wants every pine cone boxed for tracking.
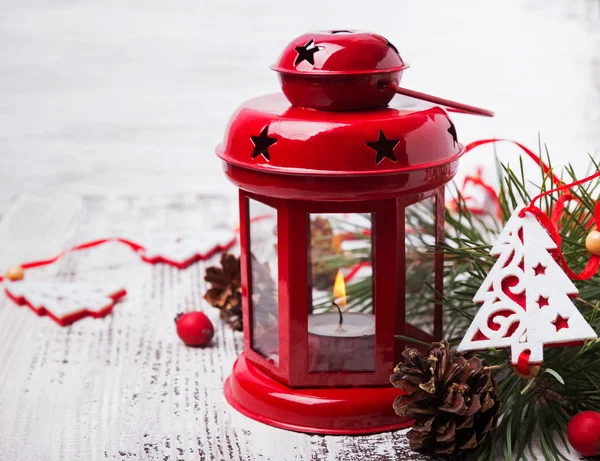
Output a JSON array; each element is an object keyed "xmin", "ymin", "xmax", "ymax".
[
  {"xmin": 204, "ymin": 253, "xmax": 242, "ymax": 331},
  {"xmin": 391, "ymin": 340, "xmax": 500, "ymax": 458}
]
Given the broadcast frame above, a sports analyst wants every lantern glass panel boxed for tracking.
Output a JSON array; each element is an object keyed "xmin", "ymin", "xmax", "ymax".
[
  {"xmin": 248, "ymin": 198, "xmax": 279, "ymax": 365},
  {"xmin": 405, "ymin": 196, "xmax": 436, "ymax": 337},
  {"xmin": 308, "ymin": 213, "xmax": 375, "ymax": 373}
]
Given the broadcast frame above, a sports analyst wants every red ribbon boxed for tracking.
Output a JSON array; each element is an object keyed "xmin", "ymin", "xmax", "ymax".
[
  {"xmin": 450, "ymin": 138, "xmax": 564, "ymax": 219},
  {"xmin": 0, "ymin": 215, "xmax": 284, "ymax": 282},
  {"xmin": 0, "ymin": 238, "xmax": 145, "ymax": 282},
  {"xmin": 447, "ymin": 166, "xmax": 502, "ymax": 218},
  {"xmin": 345, "ymin": 261, "xmax": 371, "ymax": 282},
  {"xmin": 463, "ymin": 138, "xmax": 600, "ymax": 281},
  {"xmin": 464, "ymin": 138, "xmax": 563, "ymax": 186},
  {"xmin": 517, "ymin": 350, "xmax": 532, "ymax": 376},
  {"xmin": 520, "ymin": 194, "xmax": 600, "ymax": 282}
]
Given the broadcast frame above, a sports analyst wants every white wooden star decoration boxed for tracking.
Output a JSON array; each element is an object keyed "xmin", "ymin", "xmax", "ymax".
[
  {"xmin": 139, "ymin": 230, "xmax": 237, "ymax": 268},
  {"xmin": 4, "ymin": 281, "xmax": 126, "ymax": 326},
  {"xmin": 457, "ymin": 206, "xmax": 597, "ymax": 366}
]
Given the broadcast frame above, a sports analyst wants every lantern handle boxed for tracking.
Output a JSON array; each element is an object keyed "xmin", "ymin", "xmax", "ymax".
[{"xmin": 391, "ymin": 86, "xmax": 494, "ymax": 118}]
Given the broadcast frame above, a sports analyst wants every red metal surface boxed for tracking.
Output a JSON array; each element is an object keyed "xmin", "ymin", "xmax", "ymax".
[
  {"xmin": 224, "ymin": 354, "xmax": 411, "ymax": 435},
  {"xmin": 271, "ymin": 31, "xmax": 407, "ymax": 76},
  {"xmin": 283, "ymin": 198, "xmax": 399, "ymax": 387},
  {"xmin": 216, "ymin": 94, "xmax": 463, "ymax": 177},
  {"xmin": 216, "ymin": 29, "xmax": 491, "ymax": 435},
  {"xmin": 392, "ymin": 86, "xmax": 494, "ymax": 117},
  {"xmin": 434, "ymin": 187, "xmax": 446, "ymax": 341},
  {"xmin": 224, "ymin": 160, "xmax": 459, "ymax": 201},
  {"xmin": 277, "ymin": 71, "xmax": 401, "ymax": 111},
  {"xmin": 271, "ymin": 31, "xmax": 408, "ymax": 111},
  {"xmin": 239, "ymin": 192, "xmax": 445, "ymax": 391},
  {"xmin": 269, "ymin": 30, "xmax": 492, "ymax": 113}
]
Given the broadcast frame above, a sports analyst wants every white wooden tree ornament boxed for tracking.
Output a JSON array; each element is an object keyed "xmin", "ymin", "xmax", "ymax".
[
  {"xmin": 139, "ymin": 230, "xmax": 237, "ymax": 268},
  {"xmin": 457, "ymin": 206, "xmax": 597, "ymax": 366},
  {"xmin": 4, "ymin": 281, "xmax": 126, "ymax": 326}
]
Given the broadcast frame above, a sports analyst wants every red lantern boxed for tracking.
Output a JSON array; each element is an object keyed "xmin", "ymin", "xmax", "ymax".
[{"xmin": 216, "ymin": 30, "xmax": 492, "ymax": 435}]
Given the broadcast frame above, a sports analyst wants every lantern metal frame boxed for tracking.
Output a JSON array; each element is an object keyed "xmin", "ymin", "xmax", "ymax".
[
  {"xmin": 223, "ymin": 182, "xmax": 446, "ymax": 434},
  {"xmin": 217, "ymin": 29, "xmax": 477, "ymax": 434},
  {"xmin": 239, "ymin": 188, "xmax": 445, "ymax": 387}
]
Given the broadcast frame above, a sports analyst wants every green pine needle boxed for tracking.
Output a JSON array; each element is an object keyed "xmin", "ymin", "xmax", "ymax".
[{"xmin": 311, "ymin": 147, "xmax": 600, "ymax": 460}]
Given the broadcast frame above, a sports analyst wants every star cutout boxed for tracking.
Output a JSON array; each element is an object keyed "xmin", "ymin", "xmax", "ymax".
[
  {"xmin": 537, "ymin": 295, "xmax": 549, "ymax": 308},
  {"xmin": 294, "ymin": 39, "xmax": 322, "ymax": 66},
  {"xmin": 552, "ymin": 314, "xmax": 569, "ymax": 332},
  {"xmin": 532, "ymin": 263, "xmax": 546, "ymax": 276},
  {"xmin": 251, "ymin": 126, "xmax": 277, "ymax": 161},
  {"xmin": 447, "ymin": 120, "xmax": 458, "ymax": 147},
  {"xmin": 366, "ymin": 130, "xmax": 400, "ymax": 165},
  {"xmin": 385, "ymin": 39, "xmax": 399, "ymax": 55}
]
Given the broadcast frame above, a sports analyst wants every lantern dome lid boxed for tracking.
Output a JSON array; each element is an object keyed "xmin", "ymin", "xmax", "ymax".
[
  {"xmin": 271, "ymin": 30, "xmax": 409, "ymax": 76},
  {"xmin": 216, "ymin": 93, "xmax": 463, "ymax": 177}
]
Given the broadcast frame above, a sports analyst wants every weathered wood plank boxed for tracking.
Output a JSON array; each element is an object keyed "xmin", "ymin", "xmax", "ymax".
[{"xmin": 0, "ymin": 195, "xmax": 425, "ymax": 461}]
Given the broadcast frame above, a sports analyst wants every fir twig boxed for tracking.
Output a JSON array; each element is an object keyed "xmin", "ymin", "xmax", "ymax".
[{"xmin": 309, "ymin": 148, "xmax": 600, "ymax": 460}]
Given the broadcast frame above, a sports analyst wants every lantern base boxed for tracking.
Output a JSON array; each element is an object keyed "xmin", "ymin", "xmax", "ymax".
[{"xmin": 224, "ymin": 354, "xmax": 411, "ymax": 435}]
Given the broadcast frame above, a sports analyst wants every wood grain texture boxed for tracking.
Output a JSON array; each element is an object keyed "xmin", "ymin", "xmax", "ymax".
[{"xmin": 0, "ymin": 195, "xmax": 429, "ymax": 461}]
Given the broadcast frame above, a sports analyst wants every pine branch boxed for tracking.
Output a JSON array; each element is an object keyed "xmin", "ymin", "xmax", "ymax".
[
  {"xmin": 309, "ymin": 150, "xmax": 600, "ymax": 460},
  {"xmin": 440, "ymin": 157, "xmax": 600, "ymax": 460}
]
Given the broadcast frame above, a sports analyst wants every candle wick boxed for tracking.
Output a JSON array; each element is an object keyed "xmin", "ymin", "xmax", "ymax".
[{"xmin": 332, "ymin": 300, "xmax": 344, "ymax": 331}]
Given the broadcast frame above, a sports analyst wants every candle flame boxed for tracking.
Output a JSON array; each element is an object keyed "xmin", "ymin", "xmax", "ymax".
[{"xmin": 333, "ymin": 269, "xmax": 347, "ymax": 309}]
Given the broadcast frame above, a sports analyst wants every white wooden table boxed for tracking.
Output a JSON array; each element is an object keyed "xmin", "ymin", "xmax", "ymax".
[{"xmin": 0, "ymin": 195, "xmax": 432, "ymax": 460}]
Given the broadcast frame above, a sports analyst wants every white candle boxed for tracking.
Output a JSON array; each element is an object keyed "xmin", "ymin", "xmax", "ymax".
[
  {"xmin": 308, "ymin": 312, "xmax": 375, "ymax": 336},
  {"xmin": 307, "ymin": 312, "xmax": 375, "ymax": 372}
]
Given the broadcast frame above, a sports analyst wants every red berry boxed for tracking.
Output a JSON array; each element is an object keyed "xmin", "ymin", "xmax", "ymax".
[
  {"xmin": 175, "ymin": 312, "xmax": 214, "ymax": 347},
  {"xmin": 567, "ymin": 411, "xmax": 600, "ymax": 457}
]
